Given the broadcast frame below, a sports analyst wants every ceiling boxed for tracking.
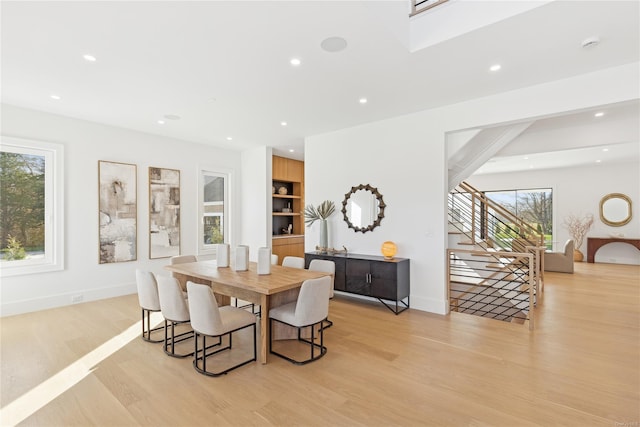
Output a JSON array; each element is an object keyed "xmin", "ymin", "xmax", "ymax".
[
  {"xmin": 474, "ymin": 100, "xmax": 640, "ymax": 175},
  {"xmin": 2, "ymin": 1, "xmax": 639, "ymax": 162}
]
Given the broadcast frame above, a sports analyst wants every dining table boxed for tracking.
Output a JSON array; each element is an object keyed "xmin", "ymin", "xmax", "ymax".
[{"xmin": 164, "ymin": 260, "xmax": 328, "ymax": 364}]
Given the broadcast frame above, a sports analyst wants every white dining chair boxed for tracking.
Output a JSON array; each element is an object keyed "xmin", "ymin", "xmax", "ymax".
[
  {"xmin": 187, "ymin": 281, "xmax": 257, "ymax": 376},
  {"xmin": 308, "ymin": 259, "xmax": 335, "ymax": 298},
  {"xmin": 157, "ymin": 276, "xmax": 195, "ymax": 358},
  {"xmin": 169, "ymin": 254, "xmax": 197, "ymax": 295},
  {"xmin": 135, "ymin": 270, "xmax": 163, "ymax": 343},
  {"xmin": 308, "ymin": 259, "xmax": 336, "ymax": 328},
  {"xmin": 170, "ymin": 255, "xmax": 197, "ymax": 277},
  {"xmin": 282, "ymin": 256, "xmax": 305, "ymax": 269},
  {"xmin": 269, "ymin": 276, "xmax": 331, "ymax": 365}
]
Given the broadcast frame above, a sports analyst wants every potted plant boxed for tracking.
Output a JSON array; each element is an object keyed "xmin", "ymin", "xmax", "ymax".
[
  {"xmin": 562, "ymin": 213, "xmax": 594, "ymax": 261},
  {"xmin": 304, "ymin": 200, "xmax": 335, "ymax": 252}
]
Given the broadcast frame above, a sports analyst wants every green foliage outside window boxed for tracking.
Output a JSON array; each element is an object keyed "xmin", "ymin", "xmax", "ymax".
[
  {"xmin": 3, "ymin": 235, "xmax": 27, "ymax": 260},
  {"xmin": 0, "ymin": 152, "xmax": 46, "ymax": 257},
  {"xmin": 203, "ymin": 216, "xmax": 224, "ymax": 245}
]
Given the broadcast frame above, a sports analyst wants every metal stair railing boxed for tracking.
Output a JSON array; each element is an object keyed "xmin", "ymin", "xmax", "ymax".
[
  {"xmin": 455, "ymin": 181, "xmax": 545, "ymax": 249},
  {"xmin": 449, "ymin": 182, "xmax": 545, "ymax": 290},
  {"xmin": 448, "ymin": 248, "xmax": 535, "ymax": 330},
  {"xmin": 410, "ymin": 0, "xmax": 449, "ymax": 16},
  {"xmin": 447, "ymin": 181, "xmax": 544, "ymax": 328}
]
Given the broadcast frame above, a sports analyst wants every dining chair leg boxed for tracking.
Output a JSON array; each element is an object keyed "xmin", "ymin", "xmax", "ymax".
[
  {"xmin": 141, "ymin": 309, "xmax": 163, "ymax": 343},
  {"xmin": 163, "ymin": 320, "xmax": 195, "ymax": 358}
]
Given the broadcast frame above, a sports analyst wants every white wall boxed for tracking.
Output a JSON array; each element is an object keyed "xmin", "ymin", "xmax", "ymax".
[
  {"xmin": 469, "ymin": 161, "xmax": 640, "ymax": 265},
  {"xmin": 239, "ymin": 146, "xmax": 272, "ymax": 260},
  {"xmin": 306, "ymin": 116, "xmax": 446, "ymax": 313},
  {"xmin": 305, "ymin": 62, "xmax": 639, "ymax": 315},
  {"xmin": 1, "ymin": 104, "xmax": 242, "ymax": 316}
]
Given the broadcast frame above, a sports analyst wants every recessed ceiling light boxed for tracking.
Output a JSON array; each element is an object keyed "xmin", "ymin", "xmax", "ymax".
[
  {"xmin": 281, "ymin": 121, "xmax": 287, "ymax": 126},
  {"xmin": 290, "ymin": 58, "xmax": 301, "ymax": 66},
  {"xmin": 289, "ymin": 149, "xmax": 295, "ymax": 153},
  {"xmin": 50, "ymin": 94, "xmax": 61, "ymax": 100},
  {"xmin": 321, "ymin": 37, "xmax": 348, "ymax": 53},
  {"xmin": 83, "ymin": 54, "xmax": 97, "ymax": 62},
  {"xmin": 594, "ymin": 112, "xmax": 604, "ymax": 117},
  {"xmin": 164, "ymin": 114, "xmax": 181, "ymax": 120},
  {"xmin": 523, "ymin": 156, "xmax": 529, "ymax": 160},
  {"xmin": 596, "ymin": 160, "xmax": 602, "ymax": 163},
  {"xmin": 489, "ymin": 64, "xmax": 501, "ymax": 72},
  {"xmin": 157, "ymin": 120, "xmax": 165, "ymax": 125},
  {"xmin": 226, "ymin": 136, "xmax": 233, "ymax": 141},
  {"xmin": 359, "ymin": 98, "xmax": 367, "ymax": 104},
  {"xmin": 529, "ymin": 165, "xmax": 534, "ymax": 169},
  {"xmin": 602, "ymin": 148, "xmax": 609, "ymax": 152}
]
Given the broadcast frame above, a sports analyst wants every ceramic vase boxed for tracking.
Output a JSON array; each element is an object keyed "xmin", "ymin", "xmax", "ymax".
[{"xmin": 319, "ymin": 219, "xmax": 328, "ymax": 252}]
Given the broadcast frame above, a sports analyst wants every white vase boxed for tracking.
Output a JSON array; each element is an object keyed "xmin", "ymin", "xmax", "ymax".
[
  {"xmin": 257, "ymin": 247, "xmax": 271, "ymax": 275},
  {"xmin": 319, "ymin": 219, "xmax": 328, "ymax": 252}
]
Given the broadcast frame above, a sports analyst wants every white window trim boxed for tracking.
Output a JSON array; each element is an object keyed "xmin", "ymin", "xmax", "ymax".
[
  {"xmin": 198, "ymin": 167, "xmax": 230, "ymax": 256},
  {"xmin": 0, "ymin": 136, "xmax": 64, "ymax": 277}
]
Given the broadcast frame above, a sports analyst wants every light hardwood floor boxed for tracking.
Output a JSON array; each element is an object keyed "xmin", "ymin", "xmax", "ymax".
[{"xmin": 1, "ymin": 262, "xmax": 638, "ymax": 426}]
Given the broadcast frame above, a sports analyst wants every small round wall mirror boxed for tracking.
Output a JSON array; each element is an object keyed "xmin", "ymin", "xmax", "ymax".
[
  {"xmin": 599, "ymin": 193, "xmax": 632, "ymax": 227},
  {"xmin": 341, "ymin": 184, "xmax": 386, "ymax": 233}
]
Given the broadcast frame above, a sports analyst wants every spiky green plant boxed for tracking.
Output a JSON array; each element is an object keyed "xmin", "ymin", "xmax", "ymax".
[{"xmin": 304, "ymin": 200, "xmax": 335, "ymax": 227}]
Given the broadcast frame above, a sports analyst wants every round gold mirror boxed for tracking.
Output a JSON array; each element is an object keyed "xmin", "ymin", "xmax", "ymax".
[
  {"xmin": 599, "ymin": 193, "xmax": 632, "ymax": 227},
  {"xmin": 341, "ymin": 184, "xmax": 385, "ymax": 233}
]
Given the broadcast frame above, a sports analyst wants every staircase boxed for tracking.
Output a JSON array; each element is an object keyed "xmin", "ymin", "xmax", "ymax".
[
  {"xmin": 448, "ymin": 181, "xmax": 544, "ymax": 330},
  {"xmin": 410, "ymin": 0, "xmax": 449, "ymax": 16}
]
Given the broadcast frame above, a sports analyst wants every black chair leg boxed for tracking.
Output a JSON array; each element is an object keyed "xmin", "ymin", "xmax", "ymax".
[
  {"xmin": 163, "ymin": 319, "xmax": 195, "ymax": 358},
  {"xmin": 141, "ymin": 309, "xmax": 163, "ymax": 343},
  {"xmin": 269, "ymin": 318, "xmax": 327, "ymax": 365},
  {"xmin": 192, "ymin": 324, "xmax": 256, "ymax": 377}
]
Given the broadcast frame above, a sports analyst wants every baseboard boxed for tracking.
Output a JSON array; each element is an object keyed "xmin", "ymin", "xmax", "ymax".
[
  {"xmin": 410, "ymin": 295, "xmax": 448, "ymax": 315},
  {"xmin": 0, "ymin": 282, "xmax": 137, "ymax": 317}
]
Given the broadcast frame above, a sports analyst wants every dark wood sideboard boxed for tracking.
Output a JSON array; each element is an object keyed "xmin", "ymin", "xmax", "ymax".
[
  {"xmin": 305, "ymin": 252, "xmax": 410, "ymax": 314},
  {"xmin": 587, "ymin": 237, "xmax": 640, "ymax": 263}
]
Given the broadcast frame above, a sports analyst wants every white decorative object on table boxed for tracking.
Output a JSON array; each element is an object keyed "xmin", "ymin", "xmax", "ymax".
[
  {"xmin": 216, "ymin": 243, "xmax": 230, "ymax": 268},
  {"xmin": 234, "ymin": 245, "xmax": 249, "ymax": 271},
  {"xmin": 257, "ymin": 247, "xmax": 272, "ymax": 275}
]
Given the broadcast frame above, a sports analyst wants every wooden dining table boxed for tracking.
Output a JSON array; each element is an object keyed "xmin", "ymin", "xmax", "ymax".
[{"xmin": 164, "ymin": 260, "xmax": 327, "ymax": 364}]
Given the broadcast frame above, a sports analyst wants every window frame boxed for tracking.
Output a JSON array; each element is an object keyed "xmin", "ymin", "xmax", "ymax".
[
  {"xmin": 0, "ymin": 136, "xmax": 64, "ymax": 277},
  {"xmin": 198, "ymin": 168, "xmax": 230, "ymax": 256}
]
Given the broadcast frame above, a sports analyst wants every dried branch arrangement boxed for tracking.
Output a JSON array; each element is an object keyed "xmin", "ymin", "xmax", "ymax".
[
  {"xmin": 304, "ymin": 200, "xmax": 335, "ymax": 226},
  {"xmin": 562, "ymin": 213, "xmax": 594, "ymax": 250}
]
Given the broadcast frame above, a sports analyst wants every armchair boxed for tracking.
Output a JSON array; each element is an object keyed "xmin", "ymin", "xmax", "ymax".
[{"xmin": 544, "ymin": 239, "xmax": 574, "ymax": 273}]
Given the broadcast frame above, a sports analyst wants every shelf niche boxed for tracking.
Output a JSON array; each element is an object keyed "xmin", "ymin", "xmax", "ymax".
[{"xmin": 272, "ymin": 156, "xmax": 305, "ymax": 263}]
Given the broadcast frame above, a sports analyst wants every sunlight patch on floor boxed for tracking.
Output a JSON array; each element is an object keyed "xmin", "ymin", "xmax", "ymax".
[{"xmin": 0, "ymin": 313, "xmax": 164, "ymax": 427}]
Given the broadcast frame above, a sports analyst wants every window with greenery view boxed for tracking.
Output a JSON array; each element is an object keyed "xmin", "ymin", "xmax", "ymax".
[
  {"xmin": 0, "ymin": 137, "xmax": 64, "ymax": 276},
  {"xmin": 486, "ymin": 188, "xmax": 553, "ymax": 249},
  {"xmin": 199, "ymin": 170, "xmax": 228, "ymax": 253}
]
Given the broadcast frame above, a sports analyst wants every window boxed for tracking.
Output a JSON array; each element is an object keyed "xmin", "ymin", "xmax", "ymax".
[
  {"xmin": 486, "ymin": 187, "xmax": 553, "ymax": 249},
  {"xmin": 199, "ymin": 169, "xmax": 229, "ymax": 254},
  {"xmin": 0, "ymin": 137, "xmax": 64, "ymax": 276}
]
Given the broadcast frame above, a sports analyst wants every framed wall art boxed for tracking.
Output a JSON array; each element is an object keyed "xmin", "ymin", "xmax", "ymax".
[
  {"xmin": 98, "ymin": 161, "xmax": 137, "ymax": 263},
  {"xmin": 149, "ymin": 167, "xmax": 181, "ymax": 259}
]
